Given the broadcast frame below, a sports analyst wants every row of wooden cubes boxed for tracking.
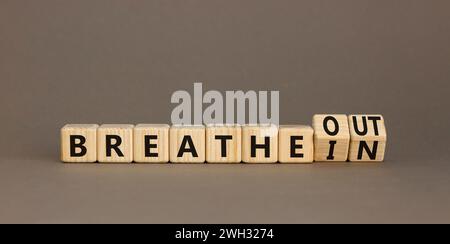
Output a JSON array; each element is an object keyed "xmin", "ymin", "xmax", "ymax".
[{"xmin": 61, "ymin": 114, "xmax": 387, "ymax": 163}]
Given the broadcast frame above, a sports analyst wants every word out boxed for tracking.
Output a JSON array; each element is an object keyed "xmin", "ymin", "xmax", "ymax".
[{"xmin": 61, "ymin": 114, "xmax": 387, "ymax": 163}]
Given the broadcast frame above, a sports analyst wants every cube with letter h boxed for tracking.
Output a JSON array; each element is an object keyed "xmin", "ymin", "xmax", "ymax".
[
  {"xmin": 61, "ymin": 124, "xmax": 99, "ymax": 163},
  {"xmin": 348, "ymin": 115, "xmax": 387, "ymax": 162},
  {"xmin": 242, "ymin": 125, "xmax": 278, "ymax": 163},
  {"xmin": 313, "ymin": 114, "xmax": 350, "ymax": 162}
]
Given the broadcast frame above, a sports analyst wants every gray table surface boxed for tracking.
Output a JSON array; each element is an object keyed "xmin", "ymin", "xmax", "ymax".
[{"xmin": 1, "ymin": 157, "xmax": 449, "ymax": 224}]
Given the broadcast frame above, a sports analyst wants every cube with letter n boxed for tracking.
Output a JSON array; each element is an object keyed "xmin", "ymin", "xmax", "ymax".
[{"xmin": 348, "ymin": 115, "xmax": 387, "ymax": 162}]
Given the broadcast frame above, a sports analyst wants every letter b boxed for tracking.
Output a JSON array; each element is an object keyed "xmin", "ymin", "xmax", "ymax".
[{"xmin": 70, "ymin": 135, "xmax": 87, "ymax": 157}]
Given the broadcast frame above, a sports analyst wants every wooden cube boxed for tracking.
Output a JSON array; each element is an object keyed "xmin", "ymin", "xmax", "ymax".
[
  {"xmin": 170, "ymin": 125, "xmax": 205, "ymax": 163},
  {"xmin": 134, "ymin": 124, "xmax": 170, "ymax": 163},
  {"xmin": 278, "ymin": 125, "xmax": 314, "ymax": 163},
  {"xmin": 61, "ymin": 124, "xmax": 99, "ymax": 163},
  {"xmin": 97, "ymin": 124, "xmax": 134, "ymax": 163},
  {"xmin": 242, "ymin": 125, "xmax": 278, "ymax": 163},
  {"xmin": 313, "ymin": 114, "xmax": 350, "ymax": 162},
  {"xmin": 348, "ymin": 115, "xmax": 387, "ymax": 162},
  {"xmin": 206, "ymin": 125, "xmax": 242, "ymax": 163}
]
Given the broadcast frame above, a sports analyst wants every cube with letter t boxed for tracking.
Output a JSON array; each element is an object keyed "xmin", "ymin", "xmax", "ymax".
[
  {"xmin": 348, "ymin": 115, "xmax": 387, "ymax": 162},
  {"xmin": 206, "ymin": 124, "xmax": 242, "ymax": 163}
]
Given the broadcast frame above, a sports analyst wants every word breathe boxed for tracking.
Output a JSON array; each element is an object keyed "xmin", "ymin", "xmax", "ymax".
[{"xmin": 60, "ymin": 114, "xmax": 387, "ymax": 163}]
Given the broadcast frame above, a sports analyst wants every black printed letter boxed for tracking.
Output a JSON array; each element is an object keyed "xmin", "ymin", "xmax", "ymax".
[
  {"xmin": 368, "ymin": 116, "xmax": 382, "ymax": 136},
  {"xmin": 323, "ymin": 116, "xmax": 339, "ymax": 136},
  {"xmin": 70, "ymin": 135, "xmax": 87, "ymax": 157},
  {"xmin": 106, "ymin": 135, "xmax": 124, "ymax": 157},
  {"xmin": 177, "ymin": 136, "xmax": 198, "ymax": 157},
  {"xmin": 327, "ymin": 141, "xmax": 337, "ymax": 160},
  {"xmin": 353, "ymin": 116, "xmax": 368, "ymax": 136},
  {"xmin": 358, "ymin": 141, "xmax": 378, "ymax": 160},
  {"xmin": 290, "ymin": 136, "xmax": 304, "ymax": 158},
  {"xmin": 251, "ymin": 136, "xmax": 271, "ymax": 158},
  {"xmin": 145, "ymin": 135, "xmax": 158, "ymax": 157},
  {"xmin": 215, "ymin": 135, "xmax": 233, "ymax": 157}
]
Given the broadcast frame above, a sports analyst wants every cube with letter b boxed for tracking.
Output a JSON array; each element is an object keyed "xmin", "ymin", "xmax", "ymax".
[
  {"xmin": 134, "ymin": 124, "xmax": 170, "ymax": 163},
  {"xmin": 348, "ymin": 115, "xmax": 387, "ymax": 162},
  {"xmin": 313, "ymin": 114, "xmax": 350, "ymax": 162},
  {"xmin": 61, "ymin": 124, "xmax": 99, "ymax": 163},
  {"xmin": 170, "ymin": 125, "xmax": 206, "ymax": 163},
  {"xmin": 278, "ymin": 125, "xmax": 314, "ymax": 163},
  {"xmin": 242, "ymin": 125, "xmax": 278, "ymax": 163},
  {"xmin": 97, "ymin": 124, "xmax": 134, "ymax": 163}
]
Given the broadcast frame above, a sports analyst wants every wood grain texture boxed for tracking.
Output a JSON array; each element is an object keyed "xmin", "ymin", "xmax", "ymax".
[
  {"xmin": 134, "ymin": 124, "xmax": 170, "ymax": 163},
  {"xmin": 61, "ymin": 124, "xmax": 99, "ymax": 163},
  {"xmin": 278, "ymin": 125, "xmax": 314, "ymax": 163},
  {"xmin": 313, "ymin": 114, "xmax": 350, "ymax": 162},
  {"xmin": 348, "ymin": 115, "xmax": 387, "ymax": 162},
  {"xmin": 242, "ymin": 125, "xmax": 278, "ymax": 163},
  {"xmin": 206, "ymin": 125, "xmax": 242, "ymax": 163},
  {"xmin": 169, "ymin": 125, "xmax": 206, "ymax": 163},
  {"xmin": 97, "ymin": 124, "xmax": 134, "ymax": 163}
]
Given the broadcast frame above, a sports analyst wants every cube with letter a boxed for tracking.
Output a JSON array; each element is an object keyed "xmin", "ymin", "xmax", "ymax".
[{"xmin": 170, "ymin": 125, "xmax": 206, "ymax": 163}]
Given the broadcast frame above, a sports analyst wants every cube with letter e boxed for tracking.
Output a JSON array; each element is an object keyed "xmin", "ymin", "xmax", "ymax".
[
  {"xmin": 134, "ymin": 124, "xmax": 170, "ymax": 163},
  {"xmin": 278, "ymin": 125, "xmax": 314, "ymax": 163}
]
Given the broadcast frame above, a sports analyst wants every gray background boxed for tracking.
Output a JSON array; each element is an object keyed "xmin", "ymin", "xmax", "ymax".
[{"xmin": 1, "ymin": 0, "xmax": 449, "ymax": 223}]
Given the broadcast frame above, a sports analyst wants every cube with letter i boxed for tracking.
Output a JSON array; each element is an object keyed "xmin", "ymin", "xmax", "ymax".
[
  {"xmin": 312, "ymin": 114, "xmax": 350, "ymax": 162},
  {"xmin": 348, "ymin": 115, "xmax": 387, "ymax": 162}
]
